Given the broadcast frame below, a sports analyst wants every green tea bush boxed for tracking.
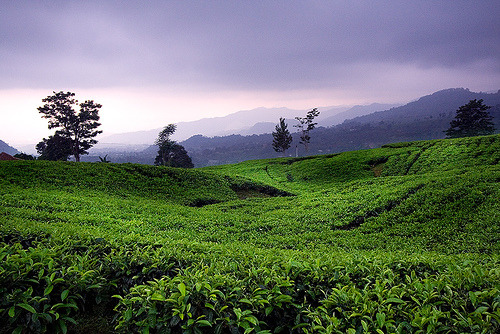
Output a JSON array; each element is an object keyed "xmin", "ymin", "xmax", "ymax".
[{"xmin": 0, "ymin": 134, "xmax": 499, "ymax": 333}]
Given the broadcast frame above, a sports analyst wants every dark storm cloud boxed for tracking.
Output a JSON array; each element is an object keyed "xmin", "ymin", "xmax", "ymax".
[{"xmin": 1, "ymin": 0, "xmax": 499, "ymax": 90}]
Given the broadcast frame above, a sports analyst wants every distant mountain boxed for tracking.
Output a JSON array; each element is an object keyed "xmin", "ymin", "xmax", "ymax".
[
  {"xmin": 98, "ymin": 106, "xmax": 352, "ymax": 145},
  {"xmin": 344, "ymin": 88, "xmax": 500, "ymax": 125},
  {"xmin": 0, "ymin": 140, "xmax": 20, "ymax": 155},
  {"xmin": 319, "ymin": 103, "xmax": 401, "ymax": 126},
  {"xmin": 83, "ymin": 88, "xmax": 500, "ymax": 167},
  {"xmin": 181, "ymin": 88, "xmax": 500, "ymax": 166}
]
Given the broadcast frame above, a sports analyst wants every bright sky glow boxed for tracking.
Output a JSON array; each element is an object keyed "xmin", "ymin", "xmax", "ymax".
[{"xmin": 1, "ymin": 1, "xmax": 499, "ymax": 147}]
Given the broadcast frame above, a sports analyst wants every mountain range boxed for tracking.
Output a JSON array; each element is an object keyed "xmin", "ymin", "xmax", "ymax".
[
  {"xmin": 3, "ymin": 88, "xmax": 499, "ymax": 165},
  {"xmin": 96, "ymin": 103, "xmax": 398, "ymax": 147}
]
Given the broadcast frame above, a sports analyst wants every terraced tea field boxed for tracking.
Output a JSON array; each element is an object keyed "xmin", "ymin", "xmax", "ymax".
[{"xmin": 1, "ymin": 135, "xmax": 499, "ymax": 333}]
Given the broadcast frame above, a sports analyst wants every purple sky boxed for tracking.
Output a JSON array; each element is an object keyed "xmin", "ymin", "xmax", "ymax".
[{"xmin": 1, "ymin": 1, "xmax": 499, "ymax": 146}]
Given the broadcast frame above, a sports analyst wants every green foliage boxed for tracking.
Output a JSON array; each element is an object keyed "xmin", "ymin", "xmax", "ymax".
[
  {"xmin": 37, "ymin": 91, "xmax": 103, "ymax": 162},
  {"xmin": 36, "ymin": 134, "xmax": 73, "ymax": 161},
  {"xmin": 155, "ymin": 124, "xmax": 194, "ymax": 168},
  {"xmin": 272, "ymin": 117, "xmax": 293, "ymax": 155},
  {"xmin": 1, "ymin": 134, "xmax": 499, "ymax": 332},
  {"xmin": 445, "ymin": 99, "xmax": 495, "ymax": 138},
  {"xmin": 13, "ymin": 153, "xmax": 36, "ymax": 160}
]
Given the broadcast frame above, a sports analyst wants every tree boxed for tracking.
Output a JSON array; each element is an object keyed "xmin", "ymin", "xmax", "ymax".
[
  {"xmin": 36, "ymin": 134, "xmax": 73, "ymax": 161},
  {"xmin": 294, "ymin": 108, "xmax": 320, "ymax": 153},
  {"xmin": 272, "ymin": 118, "xmax": 293, "ymax": 156},
  {"xmin": 445, "ymin": 99, "xmax": 495, "ymax": 138},
  {"xmin": 38, "ymin": 91, "xmax": 103, "ymax": 162},
  {"xmin": 13, "ymin": 153, "xmax": 36, "ymax": 160},
  {"xmin": 155, "ymin": 124, "xmax": 194, "ymax": 168}
]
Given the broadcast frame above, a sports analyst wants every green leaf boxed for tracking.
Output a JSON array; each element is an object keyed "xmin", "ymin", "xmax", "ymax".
[
  {"xmin": 59, "ymin": 319, "xmax": 68, "ymax": 334},
  {"xmin": 61, "ymin": 289, "xmax": 69, "ymax": 301},
  {"xmin": 197, "ymin": 319, "xmax": 212, "ymax": 327},
  {"xmin": 44, "ymin": 285, "xmax": 54, "ymax": 296},
  {"xmin": 8, "ymin": 306, "xmax": 16, "ymax": 317},
  {"xmin": 475, "ymin": 306, "xmax": 488, "ymax": 314},
  {"xmin": 151, "ymin": 292, "xmax": 166, "ymax": 301},
  {"xmin": 18, "ymin": 303, "xmax": 36, "ymax": 314},
  {"xmin": 376, "ymin": 312, "xmax": 386, "ymax": 328},
  {"xmin": 385, "ymin": 297, "xmax": 405, "ymax": 304},
  {"xmin": 178, "ymin": 282, "xmax": 187, "ymax": 296}
]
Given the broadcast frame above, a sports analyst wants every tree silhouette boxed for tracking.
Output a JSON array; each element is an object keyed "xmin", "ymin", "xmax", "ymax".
[
  {"xmin": 445, "ymin": 99, "xmax": 495, "ymax": 138},
  {"xmin": 36, "ymin": 134, "xmax": 73, "ymax": 161},
  {"xmin": 294, "ymin": 108, "xmax": 320, "ymax": 153},
  {"xmin": 272, "ymin": 118, "xmax": 293, "ymax": 156},
  {"xmin": 38, "ymin": 91, "xmax": 102, "ymax": 162},
  {"xmin": 155, "ymin": 124, "xmax": 194, "ymax": 168}
]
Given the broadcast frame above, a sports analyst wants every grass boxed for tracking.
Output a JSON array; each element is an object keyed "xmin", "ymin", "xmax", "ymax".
[{"xmin": 0, "ymin": 134, "xmax": 499, "ymax": 333}]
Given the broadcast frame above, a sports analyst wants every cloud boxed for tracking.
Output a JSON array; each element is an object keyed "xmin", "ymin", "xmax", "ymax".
[{"xmin": 1, "ymin": 1, "xmax": 498, "ymax": 91}]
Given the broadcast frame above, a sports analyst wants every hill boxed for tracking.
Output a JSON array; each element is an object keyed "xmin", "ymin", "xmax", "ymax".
[
  {"xmin": 83, "ymin": 88, "xmax": 498, "ymax": 166},
  {"xmin": 95, "ymin": 104, "xmax": 394, "ymax": 147},
  {"xmin": 182, "ymin": 88, "xmax": 500, "ymax": 166},
  {"xmin": 0, "ymin": 139, "xmax": 20, "ymax": 155},
  {"xmin": 0, "ymin": 134, "xmax": 499, "ymax": 333}
]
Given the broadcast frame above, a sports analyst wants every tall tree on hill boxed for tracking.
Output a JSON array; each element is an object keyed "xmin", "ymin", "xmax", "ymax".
[
  {"xmin": 155, "ymin": 124, "xmax": 194, "ymax": 168},
  {"xmin": 38, "ymin": 91, "xmax": 102, "ymax": 162},
  {"xmin": 294, "ymin": 108, "xmax": 320, "ymax": 154},
  {"xmin": 445, "ymin": 99, "xmax": 495, "ymax": 138},
  {"xmin": 272, "ymin": 118, "xmax": 293, "ymax": 156}
]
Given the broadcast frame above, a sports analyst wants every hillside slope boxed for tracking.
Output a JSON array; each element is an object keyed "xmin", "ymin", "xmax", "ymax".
[{"xmin": 1, "ymin": 135, "xmax": 499, "ymax": 333}]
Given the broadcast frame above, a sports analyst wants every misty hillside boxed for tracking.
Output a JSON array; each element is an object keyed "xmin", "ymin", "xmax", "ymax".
[
  {"xmin": 344, "ymin": 88, "xmax": 500, "ymax": 125},
  {"xmin": 97, "ymin": 104, "xmax": 395, "ymax": 146},
  {"xmin": 0, "ymin": 140, "xmax": 20, "ymax": 156},
  {"xmin": 77, "ymin": 88, "xmax": 498, "ymax": 165}
]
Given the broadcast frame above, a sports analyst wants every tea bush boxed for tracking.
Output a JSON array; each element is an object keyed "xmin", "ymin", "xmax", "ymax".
[{"xmin": 0, "ymin": 134, "xmax": 499, "ymax": 333}]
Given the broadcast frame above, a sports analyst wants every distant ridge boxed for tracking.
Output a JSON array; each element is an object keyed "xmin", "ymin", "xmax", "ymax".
[
  {"xmin": 344, "ymin": 88, "xmax": 500, "ymax": 125},
  {"xmin": 81, "ymin": 88, "xmax": 500, "ymax": 166},
  {"xmin": 0, "ymin": 140, "xmax": 20, "ymax": 156}
]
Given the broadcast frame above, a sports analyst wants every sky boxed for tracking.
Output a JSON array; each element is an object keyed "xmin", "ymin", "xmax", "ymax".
[{"xmin": 1, "ymin": 0, "xmax": 499, "ymax": 147}]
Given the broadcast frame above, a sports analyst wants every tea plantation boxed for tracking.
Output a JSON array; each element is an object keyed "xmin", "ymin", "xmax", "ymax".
[{"xmin": 1, "ymin": 135, "xmax": 499, "ymax": 333}]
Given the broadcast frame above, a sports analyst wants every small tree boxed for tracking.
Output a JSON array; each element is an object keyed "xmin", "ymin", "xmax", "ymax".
[
  {"xmin": 13, "ymin": 153, "xmax": 36, "ymax": 160},
  {"xmin": 445, "ymin": 99, "xmax": 495, "ymax": 138},
  {"xmin": 294, "ymin": 108, "xmax": 320, "ymax": 153},
  {"xmin": 155, "ymin": 124, "xmax": 194, "ymax": 168},
  {"xmin": 272, "ymin": 118, "xmax": 293, "ymax": 156},
  {"xmin": 38, "ymin": 91, "xmax": 103, "ymax": 162},
  {"xmin": 36, "ymin": 134, "xmax": 73, "ymax": 161}
]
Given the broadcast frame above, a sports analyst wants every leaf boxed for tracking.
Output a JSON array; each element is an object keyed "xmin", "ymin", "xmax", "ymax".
[
  {"xmin": 475, "ymin": 306, "xmax": 488, "ymax": 314},
  {"xmin": 385, "ymin": 297, "xmax": 406, "ymax": 304},
  {"xmin": 62, "ymin": 316, "xmax": 77, "ymax": 325},
  {"xmin": 197, "ymin": 319, "xmax": 212, "ymax": 327},
  {"xmin": 59, "ymin": 319, "xmax": 68, "ymax": 334},
  {"xmin": 44, "ymin": 285, "xmax": 54, "ymax": 296},
  {"xmin": 18, "ymin": 303, "xmax": 37, "ymax": 313},
  {"xmin": 61, "ymin": 289, "xmax": 69, "ymax": 301},
  {"xmin": 376, "ymin": 312, "xmax": 386, "ymax": 328},
  {"xmin": 178, "ymin": 282, "xmax": 187, "ymax": 296},
  {"xmin": 151, "ymin": 292, "xmax": 166, "ymax": 301},
  {"xmin": 8, "ymin": 306, "xmax": 16, "ymax": 317}
]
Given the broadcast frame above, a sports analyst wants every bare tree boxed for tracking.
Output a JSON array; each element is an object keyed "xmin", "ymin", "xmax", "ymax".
[{"xmin": 294, "ymin": 108, "xmax": 320, "ymax": 153}]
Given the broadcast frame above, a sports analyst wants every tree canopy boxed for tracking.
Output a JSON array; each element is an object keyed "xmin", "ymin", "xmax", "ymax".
[
  {"xmin": 272, "ymin": 118, "xmax": 293, "ymax": 155},
  {"xmin": 38, "ymin": 91, "xmax": 102, "ymax": 162},
  {"xmin": 445, "ymin": 99, "xmax": 495, "ymax": 138},
  {"xmin": 155, "ymin": 124, "xmax": 194, "ymax": 168},
  {"xmin": 36, "ymin": 134, "xmax": 73, "ymax": 161}
]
